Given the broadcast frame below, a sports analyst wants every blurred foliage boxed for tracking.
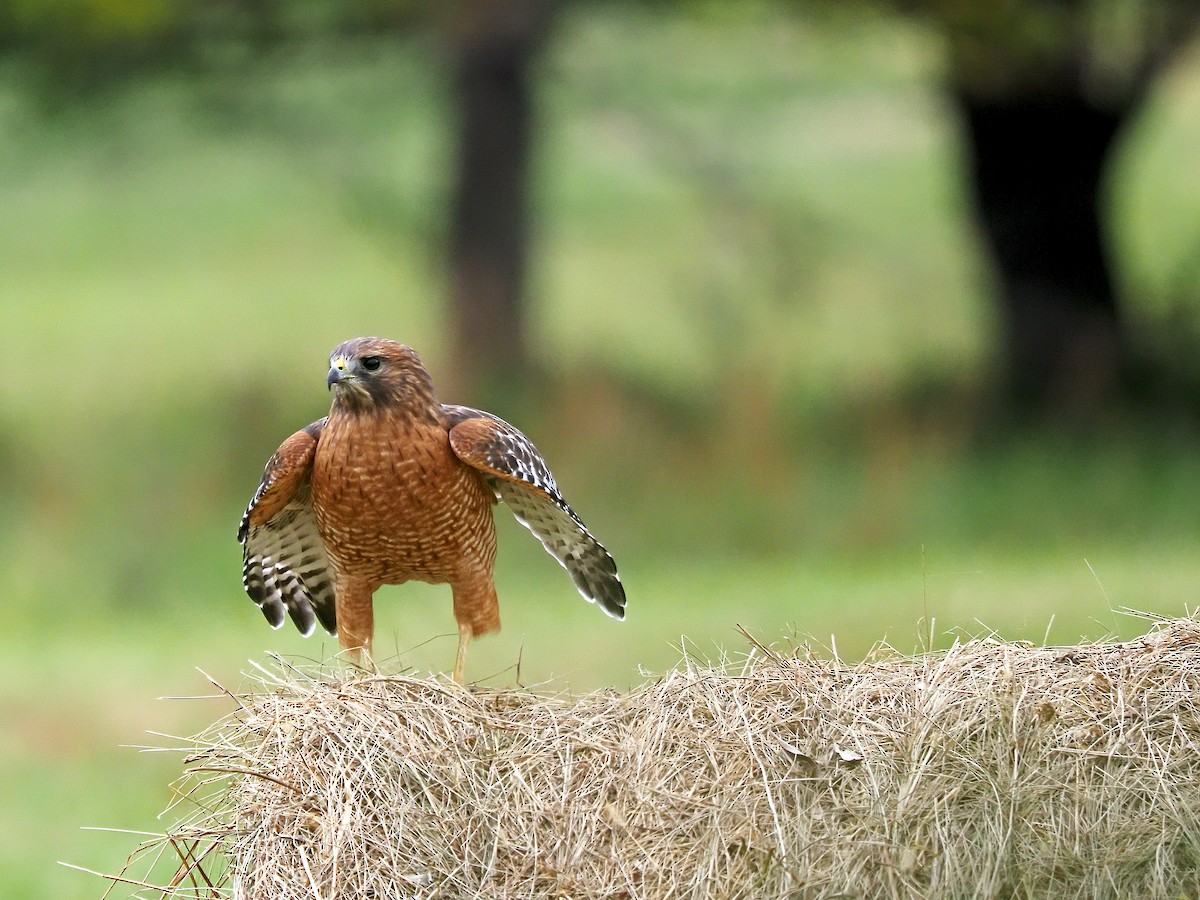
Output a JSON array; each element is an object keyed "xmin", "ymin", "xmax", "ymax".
[
  {"xmin": 894, "ymin": 0, "xmax": 1198, "ymax": 101},
  {"xmin": 4, "ymin": 0, "xmax": 1197, "ymax": 133},
  {"xmin": 1, "ymin": 0, "xmax": 427, "ymax": 97}
]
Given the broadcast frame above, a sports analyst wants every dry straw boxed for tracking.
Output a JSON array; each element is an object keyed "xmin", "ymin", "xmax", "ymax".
[{"xmin": 105, "ymin": 616, "xmax": 1200, "ymax": 898}]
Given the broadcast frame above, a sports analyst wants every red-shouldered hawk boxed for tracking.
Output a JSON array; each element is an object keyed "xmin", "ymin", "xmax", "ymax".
[{"xmin": 238, "ymin": 337, "xmax": 625, "ymax": 683}]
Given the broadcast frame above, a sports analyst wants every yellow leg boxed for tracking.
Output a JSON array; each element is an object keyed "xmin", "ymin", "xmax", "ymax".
[
  {"xmin": 346, "ymin": 643, "xmax": 376, "ymax": 673},
  {"xmin": 335, "ymin": 579, "xmax": 376, "ymax": 672},
  {"xmin": 453, "ymin": 623, "xmax": 472, "ymax": 685},
  {"xmin": 338, "ymin": 624, "xmax": 375, "ymax": 672}
]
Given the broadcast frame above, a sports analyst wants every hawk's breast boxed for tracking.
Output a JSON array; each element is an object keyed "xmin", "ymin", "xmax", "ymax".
[{"xmin": 311, "ymin": 413, "xmax": 497, "ymax": 586}]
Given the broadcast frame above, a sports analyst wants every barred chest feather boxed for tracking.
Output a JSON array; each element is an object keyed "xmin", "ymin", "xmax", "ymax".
[{"xmin": 310, "ymin": 410, "xmax": 497, "ymax": 587}]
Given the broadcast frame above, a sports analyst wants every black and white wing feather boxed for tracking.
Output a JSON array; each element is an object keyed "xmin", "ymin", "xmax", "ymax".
[
  {"xmin": 445, "ymin": 405, "xmax": 626, "ymax": 620},
  {"xmin": 238, "ymin": 419, "xmax": 338, "ymax": 637}
]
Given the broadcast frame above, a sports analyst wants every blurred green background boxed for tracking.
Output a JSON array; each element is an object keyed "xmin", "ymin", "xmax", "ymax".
[{"xmin": 4, "ymin": 1, "xmax": 1200, "ymax": 895}]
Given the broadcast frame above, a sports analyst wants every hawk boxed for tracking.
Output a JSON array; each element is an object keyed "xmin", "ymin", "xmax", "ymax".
[{"xmin": 238, "ymin": 337, "xmax": 626, "ymax": 682}]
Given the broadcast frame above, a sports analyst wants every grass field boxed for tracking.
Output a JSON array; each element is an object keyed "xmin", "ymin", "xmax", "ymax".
[{"xmin": 4, "ymin": 6, "xmax": 1200, "ymax": 896}]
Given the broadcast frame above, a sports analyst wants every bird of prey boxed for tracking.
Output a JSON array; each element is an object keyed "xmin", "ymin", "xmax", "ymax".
[{"xmin": 238, "ymin": 337, "xmax": 625, "ymax": 682}]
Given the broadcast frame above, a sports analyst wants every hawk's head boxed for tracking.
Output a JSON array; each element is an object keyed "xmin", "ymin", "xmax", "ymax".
[{"xmin": 326, "ymin": 337, "xmax": 437, "ymax": 417}]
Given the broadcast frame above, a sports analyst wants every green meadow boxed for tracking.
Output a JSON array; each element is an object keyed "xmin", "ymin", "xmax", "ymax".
[{"xmin": 3, "ymin": 7, "xmax": 1200, "ymax": 895}]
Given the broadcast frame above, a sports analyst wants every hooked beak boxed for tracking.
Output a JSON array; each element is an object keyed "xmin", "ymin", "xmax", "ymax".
[{"xmin": 327, "ymin": 355, "xmax": 352, "ymax": 390}]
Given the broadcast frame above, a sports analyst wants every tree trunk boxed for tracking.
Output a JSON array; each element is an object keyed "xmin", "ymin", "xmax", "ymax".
[
  {"xmin": 444, "ymin": 0, "xmax": 556, "ymax": 404},
  {"xmin": 956, "ymin": 91, "xmax": 1129, "ymax": 416}
]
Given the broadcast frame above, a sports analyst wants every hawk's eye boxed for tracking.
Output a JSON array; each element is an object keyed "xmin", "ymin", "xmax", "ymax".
[{"xmin": 361, "ymin": 356, "xmax": 382, "ymax": 373}]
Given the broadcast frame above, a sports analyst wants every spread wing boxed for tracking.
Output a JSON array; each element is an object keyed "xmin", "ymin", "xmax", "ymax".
[
  {"xmin": 445, "ymin": 405, "xmax": 626, "ymax": 620},
  {"xmin": 237, "ymin": 418, "xmax": 337, "ymax": 637}
]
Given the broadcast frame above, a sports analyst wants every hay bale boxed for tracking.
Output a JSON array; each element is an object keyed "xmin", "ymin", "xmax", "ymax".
[{"xmin": 123, "ymin": 618, "xmax": 1200, "ymax": 898}]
